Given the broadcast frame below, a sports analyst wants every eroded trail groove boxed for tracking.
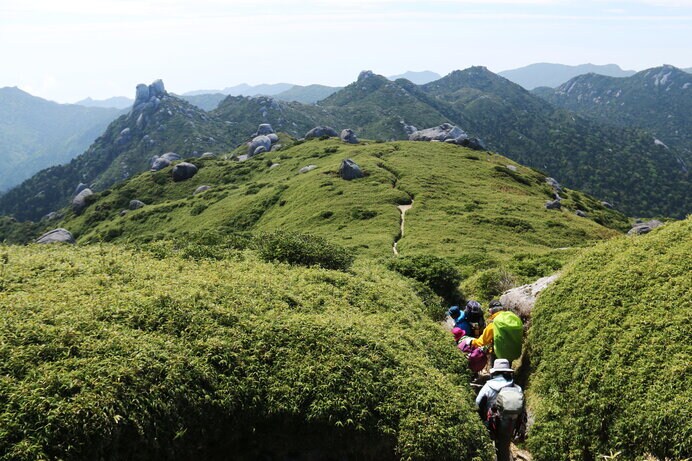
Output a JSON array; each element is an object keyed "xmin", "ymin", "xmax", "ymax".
[{"xmin": 393, "ymin": 201, "xmax": 413, "ymax": 255}]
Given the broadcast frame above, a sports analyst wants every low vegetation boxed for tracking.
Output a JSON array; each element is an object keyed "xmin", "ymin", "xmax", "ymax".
[
  {"xmin": 526, "ymin": 218, "xmax": 692, "ymax": 460},
  {"xmin": 0, "ymin": 244, "xmax": 493, "ymax": 460},
  {"xmin": 254, "ymin": 230, "xmax": 355, "ymax": 271}
]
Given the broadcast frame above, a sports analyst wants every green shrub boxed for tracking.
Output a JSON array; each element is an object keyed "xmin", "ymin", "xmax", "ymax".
[
  {"xmin": 493, "ymin": 165, "xmax": 532, "ymax": 186},
  {"xmin": 527, "ymin": 218, "xmax": 692, "ymax": 460},
  {"xmin": 0, "ymin": 244, "xmax": 493, "ymax": 460},
  {"xmin": 389, "ymin": 255, "xmax": 464, "ymax": 304},
  {"xmin": 509, "ymin": 253, "xmax": 563, "ymax": 279},
  {"xmin": 464, "ymin": 267, "xmax": 515, "ymax": 300},
  {"xmin": 190, "ymin": 203, "xmax": 208, "ymax": 216},
  {"xmin": 351, "ymin": 208, "xmax": 378, "ymax": 220},
  {"xmin": 253, "ymin": 231, "xmax": 355, "ymax": 271}
]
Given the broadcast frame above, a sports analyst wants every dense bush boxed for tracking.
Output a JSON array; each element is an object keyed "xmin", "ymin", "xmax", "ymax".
[
  {"xmin": 527, "ymin": 218, "xmax": 692, "ymax": 460},
  {"xmin": 254, "ymin": 231, "xmax": 355, "ymax": 271},
  {"xmin": 389, "ymin": 254, "xmax": 464, "ymax": 305},
  {"xmin": 0, "ymin": 245, "xmax": 493, "ymax": 460},
  {"xmin": 509, "ymin": 253, "xmax": 564, "ymax": 279},
  {"xmin": 463, "ymin": 267, "xmax": 516, "ymax": 301}
]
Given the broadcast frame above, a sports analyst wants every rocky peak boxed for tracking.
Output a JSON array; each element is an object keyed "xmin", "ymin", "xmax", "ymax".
[
  {"xmin": 357, "ymin": 70, "xmax": 376, "ymax": 81},
  {"xmin": 133, "ymin": 79, "xmax": 167, "ymax": 109}
]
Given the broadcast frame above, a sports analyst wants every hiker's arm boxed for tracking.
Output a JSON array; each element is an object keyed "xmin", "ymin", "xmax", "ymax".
[{"xmin": 472, "ymin": 323, "xmax": 493, "ymax": 348}]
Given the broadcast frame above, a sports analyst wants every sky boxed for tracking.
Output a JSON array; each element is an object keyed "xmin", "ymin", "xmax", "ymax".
[{"xmin": 1, "ymin": 0, "xmax": 691, "ymax": 103}]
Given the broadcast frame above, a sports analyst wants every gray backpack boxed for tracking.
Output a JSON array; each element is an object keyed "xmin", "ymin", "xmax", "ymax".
[{"xmin": 496, "ymin": 384, "xmax": 524, "ymax": 417}]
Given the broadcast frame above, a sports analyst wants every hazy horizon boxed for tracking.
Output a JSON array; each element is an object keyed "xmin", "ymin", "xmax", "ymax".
[{"xmin": 2, "ymin": 0, "xmax": 691, "ymax": 103}]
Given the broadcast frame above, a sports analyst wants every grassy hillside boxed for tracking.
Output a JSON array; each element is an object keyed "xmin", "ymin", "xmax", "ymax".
[
  {"xmin": 53, "ymin": 139, "xmax": 626, "ymax": 293},
  {"xmin": 0, "ymin": 243, "xmax": 493, "ymax": 460},
  {"xmin": 526, "ymin": 218, "xmax": 692, "ymax": 460}
]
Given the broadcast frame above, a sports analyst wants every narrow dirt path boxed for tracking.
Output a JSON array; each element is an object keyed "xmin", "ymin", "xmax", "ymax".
[{"xmin": 393, "ymin": 202, "xmax": 413, "ymax": 256}]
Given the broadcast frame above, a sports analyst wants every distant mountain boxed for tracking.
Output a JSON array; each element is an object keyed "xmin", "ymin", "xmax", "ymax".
[
  {"xmin": 535, "ymin": 65, "xmax": 692, "ymax": 164},
  {"xmin": 75, "ymin": 96, "xmax": 133, "ymax": 109},
  {"xmin": 416, "ymin": 67, "xmax": 689, "ymax": 217},
  {"xmin": 499, "ymin": 63, "xmax": 636, "ymax": 90},
  {"xmin": 274, "ymin": 84, "xmax": 341, "ymax": 104},
  {"xmin": 388, "ymin": 71, "xmax": 441, "ymax": 85},
  {"xmin": 0, "ymin": 87, "xmax": 122, "ymax": 191},
  {"xmin": 179, "ymin": 93, "xmax": 227, "ymax": 111},
  {"xmin": 0, "ymin": 81, "xmax": 237, "ymax": 221},
  {"xmin": 684, "ymin": 67, "xmax": 692, "ymax": 73},
  {"xmin": 183, "ymin": 83, "xmax": 295, "ymax": 97},
  {"xmin": 4, "ymin": 69, "xmax": 690, "ymax": 220}
]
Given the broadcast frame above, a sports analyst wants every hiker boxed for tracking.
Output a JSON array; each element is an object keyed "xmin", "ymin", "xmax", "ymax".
[
  {"xmin": 448, "ymin": 301, "xmax": 485, "ymax": 338},
  {"xmin": 476, "ymin": 359, "xmax": 524, "ymax": 461},
  {"xmin": 463, "ymin": 300, "xmax": 486, "ymax": 338},
  {"xmin": 461, "ymin": 301, "xmax": 523, "ymax": 362}
]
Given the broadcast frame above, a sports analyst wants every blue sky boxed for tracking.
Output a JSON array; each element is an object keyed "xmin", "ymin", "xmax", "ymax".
[{"xmin": 1, "ymin": 0, "xmax": 690, "ymax": 102}]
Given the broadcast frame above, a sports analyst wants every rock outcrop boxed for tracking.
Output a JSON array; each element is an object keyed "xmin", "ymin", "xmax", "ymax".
[
  {"xmin": 340, "ymin": 129, "xmax": 359, "ymax": 144},
  {"xmin": 628, "ymin": 220, "xmax": 663, "ymax": 235},
  {"xmin": 545, "ymin": 177, "xmax": 562, "ymax": 192},
  {"xmin": 410, "ymin": 123, "xmax": 466, "ymax": 142},
  {"xmin": 200, "ymin": 152, "xmax": 216, "ymax": 159},
  {"xmin": 248, "ymin": 135, "xmax": 272, "ymax": 156},
  {"xmin": 256, "ymin": 123, "xmax": 274, "ymax": 136},
  {"xmin": 299, "ymin": 165, "xmax": 318, "ymax": 174},
  {"xmin": 72, "ymin": 188, "xmax": 93, "ymax": 213},
  {"xmin": 500, "ymin": 274, "xmax": 559, "ymax": 321},
  {"xmin": 339, "ymin": 159, "xmax": 364, "ymax": 180},
  {"xmin": 129, "ymin": 200, "xmax": 145, "ymax": 210},
  {"xmin": 133, "ymin": 79, "xmax": 167, "ymax": 111},
  {"xmin": 194, "ymin": 185, "xmax": 211, "ymax": 195},
  {"xmin": 36, "ymin": 228, "xmax": 75, "ymax": 245},
  {"xmin": 172, "ymin": 162, "xmax": 198, "ymax": 182},
  {"xmin": 545, "ymin": 199, "xmax": 561, "ymax": 210},
  {"xmin": 150, "ymin": 152, "xmax": 181, "ymax": 171},
  {"xmin": 305, "ymin": 126, "xmax": 338, "ymax": 139},
  {"xmin": 161, "ymin": 152, "xmax": 181, "ymax": 162},
  {"xmin": 409, "ymin": 123, "xmax": 485, "ymax": 150},
  {"xmin": 74, "ymin": 183, "xmax": 88, "ymax": 196},
  {"xmin": 150, "ymin": 157, "xmax": 170, "ymax": 171}
]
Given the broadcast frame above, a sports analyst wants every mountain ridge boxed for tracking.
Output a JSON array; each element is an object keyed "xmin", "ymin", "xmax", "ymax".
[
  {"xmin": 2, "ymin": 68, "xmax": 689, "ymax": 221},
  {"xmin": 499, "ymin": 63, "xmax": 637, "ymax": 90}
]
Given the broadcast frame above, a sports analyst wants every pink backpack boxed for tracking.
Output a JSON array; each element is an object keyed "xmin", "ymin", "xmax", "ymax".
[{"xmin": 458, "ymin": 342, "xmax": 487, "ymax": 372}]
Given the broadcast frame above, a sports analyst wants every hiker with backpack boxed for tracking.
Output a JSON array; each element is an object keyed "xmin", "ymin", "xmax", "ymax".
[
  {"xmin": 475, "ymin": 359, "xmax": 524, "ymax": 461},
  {"xmin": 448, "ymin": 300, "xmax": 486, "ymax": 338},
  {"xmin": 461, "ymin": 300, "xmax": 524, "ymax": 363}
]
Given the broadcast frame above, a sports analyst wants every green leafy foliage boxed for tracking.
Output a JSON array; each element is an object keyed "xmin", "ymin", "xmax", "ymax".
[
  {"xmin": 0, "ymin": 244, "xmax": 493, "ymax": 460},
  {"xmin": 526, "ymin": 218, "xmax": 692, "ymax": 460},
  {"xmin": 254, "ymin": 231, "xmax": 355, "ymax": 271},
  {"xmin": 389, "ymin": 254, "xmax": 464, "ymax": 304},
  {"xmin": 462, "ymin": 267, "xmax": 516, "ymax": 301}
]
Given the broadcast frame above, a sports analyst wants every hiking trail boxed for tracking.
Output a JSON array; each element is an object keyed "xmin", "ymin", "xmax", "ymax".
[{"xmin": 393, "ymin": 201, "xmax": 413, "ymax": 256}]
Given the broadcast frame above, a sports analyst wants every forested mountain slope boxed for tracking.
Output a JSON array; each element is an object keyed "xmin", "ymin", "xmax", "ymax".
[
  {"xmin": 0, "ymin": 87, "xmax": 121, "ymax": 190},
  {"xmin": 535, "ymin": 65, "xmax": 692, "ymax": 164}
]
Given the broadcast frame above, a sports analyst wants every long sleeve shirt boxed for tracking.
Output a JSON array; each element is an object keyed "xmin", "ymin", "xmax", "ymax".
[{"xmin": 472, "ymin": 311, "xmax": 500, "ymax": 349}]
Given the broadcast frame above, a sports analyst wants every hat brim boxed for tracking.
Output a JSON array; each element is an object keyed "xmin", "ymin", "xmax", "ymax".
[{"xmin": 490, "ymin": 366, "xmax": 514, "ymax": 374}]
